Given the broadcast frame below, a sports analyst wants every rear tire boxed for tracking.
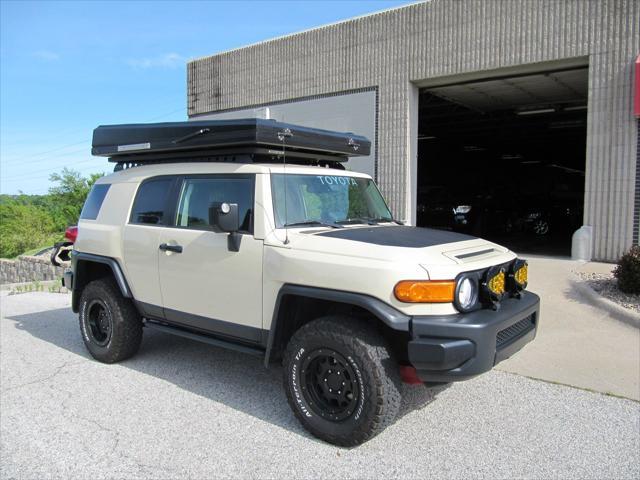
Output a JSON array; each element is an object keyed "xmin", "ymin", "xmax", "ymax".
[
  {"xmin": 283, "ymin": 316, "xmax": 401, "ymax": 447},
  {"xmin": 79, "ymin": 277, "xmax": 142, "ymax": 363}
]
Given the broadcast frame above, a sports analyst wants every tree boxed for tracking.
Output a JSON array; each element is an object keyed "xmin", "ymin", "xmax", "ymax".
[{"xmin": 46, "ymin": 168, "xmax": 103, "ymax": 230}]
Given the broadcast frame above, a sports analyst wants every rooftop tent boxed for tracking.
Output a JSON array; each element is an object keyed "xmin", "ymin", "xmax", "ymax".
[{"xmin": 91, "ymin": 118, "xmax": 371, "ymax": 165}]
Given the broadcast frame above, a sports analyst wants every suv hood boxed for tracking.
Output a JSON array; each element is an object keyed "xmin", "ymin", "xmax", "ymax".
[{"xmin": 273, "ymin": 225, "xmax": 514, "ymax": 270}]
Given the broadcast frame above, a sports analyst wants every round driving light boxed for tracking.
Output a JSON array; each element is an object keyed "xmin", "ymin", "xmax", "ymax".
[
  {"xmin": 455, "ymin": 277, "xmax": 478, "ymax": 312},
  {"xmin": 512, "ymin": 259, "xmax": 528, "ymax": 289},
  {"xmin": 483, "ymin": 266, "xmax": 506, "ymax": 302},
  {"xmin": 220, "ymin": 202, "xmax": 231, "ymax": 214}
]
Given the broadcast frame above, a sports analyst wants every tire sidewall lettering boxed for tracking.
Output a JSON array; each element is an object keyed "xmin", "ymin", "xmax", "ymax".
[
  {"xmin": 79, "ymin": 299, "xmax": 91, "ymax": 343},
  {"xmin": 291, "ymin": 347, "xmax": 312, "ymax": 418}
]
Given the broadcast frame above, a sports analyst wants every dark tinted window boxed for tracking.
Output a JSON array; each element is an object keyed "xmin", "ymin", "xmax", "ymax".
[
  {"xmin": 176, "ymin": 176, "xmax": 254, "ymax": 233},
  {"xmin": 80, "ymin": 184, "xmax": 110, "ymax": 220},
  {"xmin": 130, "ymin": 178, "xmax": 173, "ymax": 225}
]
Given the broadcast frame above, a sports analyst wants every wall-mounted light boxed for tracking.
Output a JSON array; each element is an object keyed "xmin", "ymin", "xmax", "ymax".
[
  {"xmin": 563, "ymin": 105, "xmax": 588, "ymax": 111},
  {"xmin": 515, "ymin": 108, "xmax": 556, "ymax": 115}
]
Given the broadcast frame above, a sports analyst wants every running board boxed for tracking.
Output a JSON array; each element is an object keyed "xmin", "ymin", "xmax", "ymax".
[{"xmin": 144, "ymin": 320, "xmax": 265, "ymax": 358}]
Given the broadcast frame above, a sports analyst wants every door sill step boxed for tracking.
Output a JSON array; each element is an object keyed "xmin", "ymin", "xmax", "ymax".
[{"xmin": 144, "ymin": 320, "xmax": 265, "ymax": 358}]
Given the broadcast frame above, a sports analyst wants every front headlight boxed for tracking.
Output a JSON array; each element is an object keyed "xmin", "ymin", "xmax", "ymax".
[
  {"xmin": 455, "ymin": 276, "xmax": 479, "ymax": 312},
  {"xmin": 454, "ymin": 205, "xmax": 472, "ymax": 214}
]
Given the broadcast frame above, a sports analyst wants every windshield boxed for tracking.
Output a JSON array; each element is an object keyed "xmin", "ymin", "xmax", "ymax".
[{"xmin": 271, "ymin": 173, "xmax": 393, "ymax": 228}]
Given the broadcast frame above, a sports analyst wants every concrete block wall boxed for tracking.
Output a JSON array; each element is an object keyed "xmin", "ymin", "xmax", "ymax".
[
  {"xmin": 0, "ymin": 256, "xmax": 64, "ymax": 285},
  {"xmin": 188, "ymin": 0, "xmax": 640, "ymax": 261}
]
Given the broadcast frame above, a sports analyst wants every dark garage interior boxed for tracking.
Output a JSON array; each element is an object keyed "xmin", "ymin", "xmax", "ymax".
[{"xmin": 417, "ymin": 67, "xmax": 589, "ymax": 256}]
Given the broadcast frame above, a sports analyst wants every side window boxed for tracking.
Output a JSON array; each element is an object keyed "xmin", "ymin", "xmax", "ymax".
[
  {"xmin": 176, "ymin": 176, "xmax": 254, "ymax": 233},
  {"xmin": 130, "ymin": 178, "xmax": 173, "ymax": 225},
  {"xmin": 80, "ymin": 184, "xmax": 110, "ymax": 220}
]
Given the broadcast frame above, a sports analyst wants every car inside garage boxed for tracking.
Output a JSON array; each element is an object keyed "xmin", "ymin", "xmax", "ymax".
[{"xmin": 417, "ymin": 67, "xmax": 589, "ymax": 256}]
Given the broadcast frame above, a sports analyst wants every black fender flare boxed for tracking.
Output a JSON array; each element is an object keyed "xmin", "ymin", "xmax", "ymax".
[
  {"xmin": 264, "ymin": 284, "xmax": 410, "ymax": 366},
  {"xmin": 71, "ymin": 251, "xmax": 133, "ymax": 312}
]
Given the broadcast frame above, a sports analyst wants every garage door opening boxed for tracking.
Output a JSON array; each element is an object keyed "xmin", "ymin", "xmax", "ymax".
[{"xmin": 417, "ymin": 67, "xmax": 588, "ymax": 256}]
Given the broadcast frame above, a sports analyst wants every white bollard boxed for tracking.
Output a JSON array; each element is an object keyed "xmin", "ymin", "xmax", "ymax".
[{"xmin": 571, "ymin": 225, "xmax": 593, "ymax": 261}]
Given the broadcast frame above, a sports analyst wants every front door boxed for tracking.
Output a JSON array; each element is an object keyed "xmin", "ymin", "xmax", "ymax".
[{"xmin": 157, "ymin": 174, "xmax": 263, "ymax": 344}]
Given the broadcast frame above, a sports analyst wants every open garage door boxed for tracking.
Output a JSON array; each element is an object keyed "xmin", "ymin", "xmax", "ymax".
[{"xmin": 417, "ymin": 67, "xmax": 588, "ymax": 256}]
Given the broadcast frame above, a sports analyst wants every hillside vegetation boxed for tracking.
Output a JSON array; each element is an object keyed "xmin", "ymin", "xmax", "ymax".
[{"xmin": 0, "ymin": 169, "xmax": 103, "ymax": 258}]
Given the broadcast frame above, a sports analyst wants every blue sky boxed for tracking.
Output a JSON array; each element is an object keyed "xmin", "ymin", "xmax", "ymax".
[{"xmin": 0, "ymin": 0, "xmax": 413, "ymax": 194}]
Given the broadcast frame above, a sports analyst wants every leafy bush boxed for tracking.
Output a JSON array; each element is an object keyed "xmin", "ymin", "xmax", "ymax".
[
  {"xmin": 0, "ymin": 169, "xmax": 103, "ymax": 258},
  {"xmin": 613, "ymin": 246, "xmax": 640, "ymax": 294},
  {"xmin": 0, "ymin": 202, "xmax": 61, "ymax": 258}
]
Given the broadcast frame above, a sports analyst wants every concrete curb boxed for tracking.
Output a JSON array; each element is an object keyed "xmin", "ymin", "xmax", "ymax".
[
  {"xmin": 0, "ymin": 279, "xmax": 68, "ymax": 295},
  {"xmin": 570, "ymin": 275, "xmax": 639, "ymax": 329}
]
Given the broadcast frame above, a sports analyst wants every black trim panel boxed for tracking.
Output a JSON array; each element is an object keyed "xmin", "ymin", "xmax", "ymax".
[
  {"xmin": 264, "ymin": 284, "xmax": 411, "ymax": 366},
  {"xmin": 72, "ymin": 251, "xmax": 132, "ymax": 297},
  {"xmin": 316, "ymin": 225, "xmax": 475, "ymax": 248},
  {"xmin": 163, "ymin": 306, "xmax": 263, "ymax": 344},
  {"xmin": 135, "ymin": 300, "xmax": 165, "ymax": 319},
  {"xmin": 70, "ymin": 251, "xmax": 133, "ymax": 313},
  {"xmin": 409, "ymin": 291, "xmax": 540, "ymax": 382}
]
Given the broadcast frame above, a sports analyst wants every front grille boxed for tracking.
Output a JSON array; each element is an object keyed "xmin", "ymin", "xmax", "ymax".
[{"xmin": 496, "ymin": 314, "xmax": 535, "ymax": 349}]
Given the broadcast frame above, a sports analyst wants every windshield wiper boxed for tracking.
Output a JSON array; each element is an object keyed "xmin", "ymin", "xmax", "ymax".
[
  {"xmin": 371, "ymin": 217, "xmax": 404, "ymax": 225},
  {"xmin": 283, "ymin": 220, "xmax": 344, "ymax": 229},
  {"xmin": 337, "ymin": 217, "xmax": 377, "ymax": 225},
  {"xmin": 338, "ymin": 217, "xmax": 401, "ymax": 225}
]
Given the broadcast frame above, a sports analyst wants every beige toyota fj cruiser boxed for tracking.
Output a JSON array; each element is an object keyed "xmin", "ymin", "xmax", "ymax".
[{"xmin": 55, "ymin": 119, "xmax": 539, "ymax": 446}]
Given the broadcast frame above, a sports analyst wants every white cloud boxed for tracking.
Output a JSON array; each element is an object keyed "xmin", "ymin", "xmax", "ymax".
[
  {"xmin": 33, "ymin": 50, "xmax": 60, "ymax": 61},
  {"xmin": 127, "ymin": 53, "xmax": 186, "ymax": 69}
]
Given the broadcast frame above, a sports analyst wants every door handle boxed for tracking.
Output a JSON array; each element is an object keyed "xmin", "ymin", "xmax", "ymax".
[{"xmin": 159, "ymin": 243, "xmax": 183, "ymax": 253}]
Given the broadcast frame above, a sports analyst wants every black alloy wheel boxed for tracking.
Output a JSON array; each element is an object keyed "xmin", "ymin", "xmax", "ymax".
[
  {"xmin": 301, "ymin": 349, "xmax": 360, "ymax": 422},
  {"xmin": 86, "ymin": 299, "xmax": 113, "ymax": 346}
]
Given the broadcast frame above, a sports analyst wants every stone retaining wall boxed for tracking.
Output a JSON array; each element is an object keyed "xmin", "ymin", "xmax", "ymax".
[{"xmin": 0, "ymin": 255, "xmax": 64, "ymax": 284}]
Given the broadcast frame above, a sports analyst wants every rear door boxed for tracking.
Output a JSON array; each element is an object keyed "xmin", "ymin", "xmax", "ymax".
[
  {"xmin": 157, "ymin": 174, "xmax": 264, "ymax": 343},
  {"xmin": 122, "ymin": 176, "xmax": 177, "ymax": 317}
]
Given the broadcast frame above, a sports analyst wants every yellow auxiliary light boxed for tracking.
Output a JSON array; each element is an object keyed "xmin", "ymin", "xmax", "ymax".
[
  {"xmin": 485, "ymin": 268, "xmax": 506, "ymax": 298},
  {"xmin": 514, "ymin": 263, "xmax": 528, "ymax": 286},
  {"xmin": 511, "ymin": 259, "xmax": 529, "ymax": 291}
]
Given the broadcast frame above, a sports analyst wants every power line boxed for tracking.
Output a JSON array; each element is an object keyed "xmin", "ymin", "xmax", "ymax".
[
  {"xmin": 2, "ymin": 158, "xmax": 101, "ymax": 181},
  {"xmin": 2, "ymin": 140, "xmax": 90, "ymax": 164},
  {"xmin": 2, "ymin": 105, "xmax": 187, "ymax": 167},
  {"xmin": 2, "ymin": 145, "xmax": 92, "ymax": 169}
]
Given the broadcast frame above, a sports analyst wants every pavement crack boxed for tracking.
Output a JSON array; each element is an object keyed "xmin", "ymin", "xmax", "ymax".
[{"xmin": 1, "ymin": 360, "xmax": 85, "ymax": 393}]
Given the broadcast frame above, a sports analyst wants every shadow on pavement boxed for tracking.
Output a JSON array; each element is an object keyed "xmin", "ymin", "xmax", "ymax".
[{"xmin": 5, "ymin": 306, "xmax": 446, "ymax": 442}]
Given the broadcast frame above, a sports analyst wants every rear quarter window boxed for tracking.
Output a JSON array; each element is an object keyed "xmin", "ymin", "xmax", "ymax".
[
  {"xmin": 130, "ymin": 178, "xmax": 174, "ymax": 225},
  {"xmin": 80, "ymin": 184, "xmax": 111, "ymax": 220}
]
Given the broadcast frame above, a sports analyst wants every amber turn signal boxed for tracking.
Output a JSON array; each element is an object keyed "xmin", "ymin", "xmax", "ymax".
[{"xmin": 394, "ymin": 280, "xmax": 456, "ymax": 303}]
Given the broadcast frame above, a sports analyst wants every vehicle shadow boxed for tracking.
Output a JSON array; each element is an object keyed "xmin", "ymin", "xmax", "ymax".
[{"xmin": 5, "ymin": 305, "xmax": 446, "ymax": 443}]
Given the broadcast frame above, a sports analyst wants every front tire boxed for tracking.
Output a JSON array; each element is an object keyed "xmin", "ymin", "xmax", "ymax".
[
  {"xmin": 283, "ymin": 316, "xmax": 401, "ymax": 447},
  {"xmin": 79, "ymin": 277, "xmax": 142, "ymax": 363}
]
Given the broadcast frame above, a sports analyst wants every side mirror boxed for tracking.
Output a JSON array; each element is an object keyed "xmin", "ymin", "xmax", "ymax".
[
  {"xmin": 209, "ymin": 202, "xmax": 240, "ymax": 233},
  {"xmin": 209, "ymin": 202, "xmax": 241, "ymax": 252}
]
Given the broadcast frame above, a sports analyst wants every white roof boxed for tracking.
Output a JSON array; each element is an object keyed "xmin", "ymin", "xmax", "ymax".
[{"xmin": 95, "ymin": 162, "xmax": 372, "ymax": 184}]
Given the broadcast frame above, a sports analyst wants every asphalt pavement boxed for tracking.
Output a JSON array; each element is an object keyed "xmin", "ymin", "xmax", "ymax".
[{"xmin": 1, "ymin": 292, "xmax": 639, "ymax": 479}]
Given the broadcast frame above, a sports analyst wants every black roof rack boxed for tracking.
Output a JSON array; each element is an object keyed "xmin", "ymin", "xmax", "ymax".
[{"xmin": 91, "ymin": 118, "xmax": 371, "ymax": 166}]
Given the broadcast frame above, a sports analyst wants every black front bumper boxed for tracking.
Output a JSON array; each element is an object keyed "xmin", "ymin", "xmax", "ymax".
[{"xmin": 408, "ymin": 291, "xmax": 540, "ymax": 383}]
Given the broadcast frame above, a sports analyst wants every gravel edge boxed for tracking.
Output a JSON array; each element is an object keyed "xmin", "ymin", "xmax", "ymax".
[{"xmin": 570, "ymin": 274, "xmax": 639, "ymax": 328}]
